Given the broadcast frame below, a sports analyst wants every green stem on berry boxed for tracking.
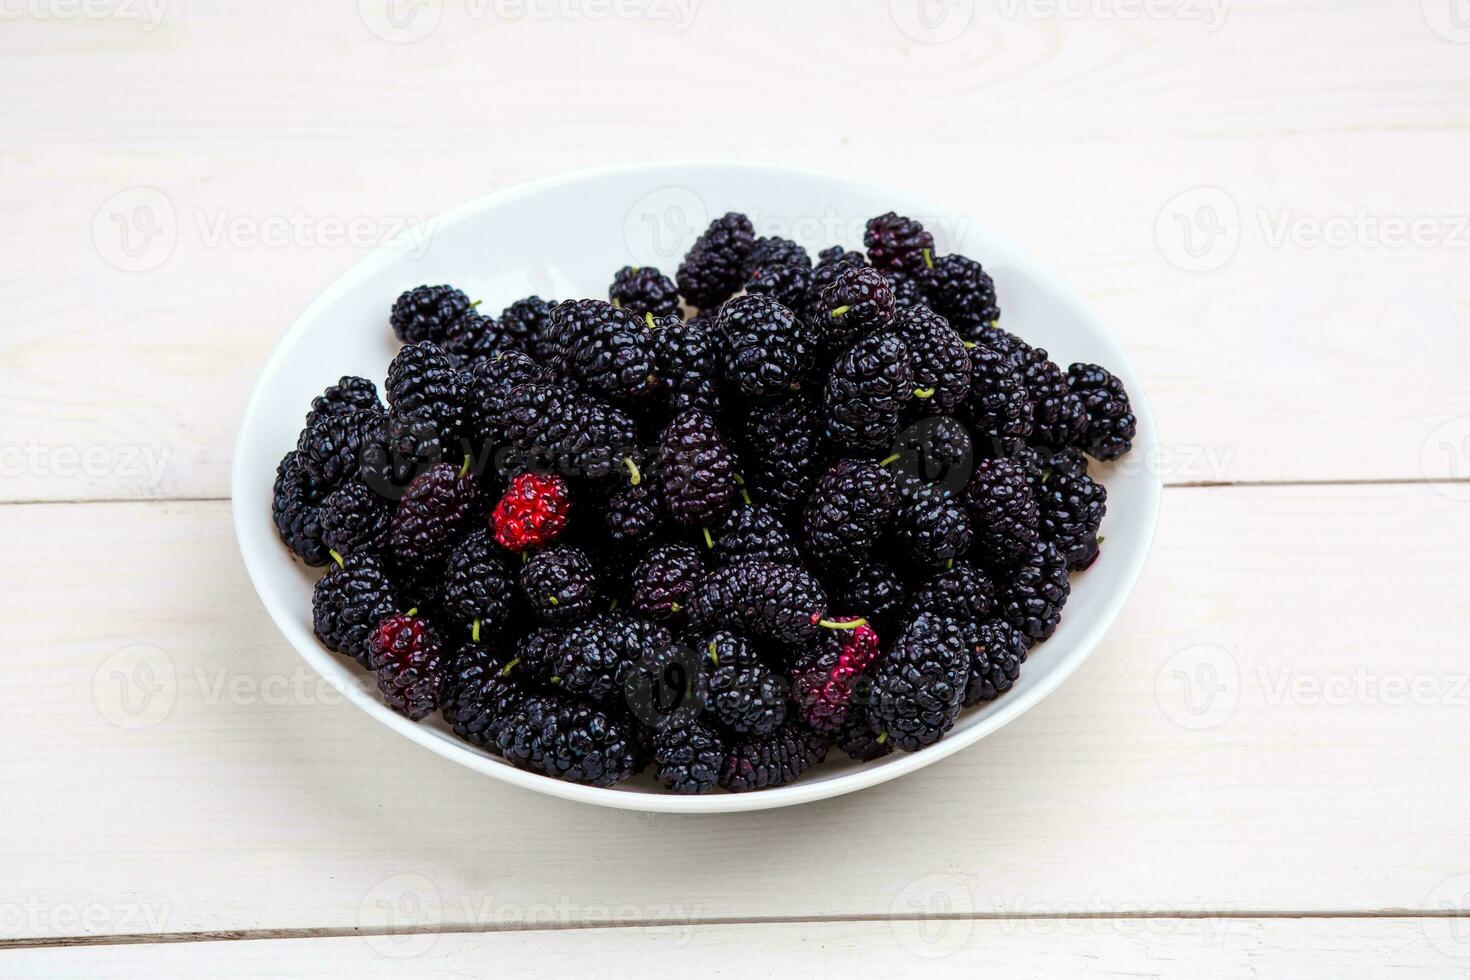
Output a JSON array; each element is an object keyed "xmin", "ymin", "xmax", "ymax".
[
  {"xmin": 644, "ymin": 312, "xmax": 656, "ymax": 329},
  {"xmin": 878, "ymin": 454, "xmax": 901, "ymax": 468},
  {"xmin": 702, "ymin": 527, "xmax": 714, "ymax": 549},
  {"xmin": 913, "ymin": 387, "xmax": 935, "ymax": 399},
  {"xmin": 732, "ymin": 472, "xmax": 752, "ymax": 506},
  {"xmin": 623, "ymin": 457, "xmax": 642, "ymax": 486},
  {"xmin": 459, "ymin": 454, "xmax": 472, "ymax": 479},
  {"xmin": 608, "ymin": 597, "xmax": 620, "ymax": 611},
  {"xmin": 990, "ymin": 319, "xmax": 999, "ymax": 329},
  {"xmin": 549, "ymin": 675, "xmax": 562, "ymax": 685},
  {"xmin": 547, "ymin": 595, "xmax": 559, "ymax": 607},
  {"xmin": 498, "ymin": 656, "xmax": 521, "ymax": 677},
  {"xmin": 670, "ymin": 601, "xmax": 682, "ymax": 614},
  {"xmin": 876, "ymin": 731, "xmax": 889, "ymax": 745},
  {"xmin": 962, "ymin": 340, "xmax": 977, "ymax": 350},
  {"xmin": 611, "ymin": 298, "xmax": 622, "ymax": 310},
  {"xmin": 470, "ymin": 299, "xmax": 483, "ymax": 309},
  {"xmin": 922, "ymin": 248, "xmax": 934, "ymax": 271},
  {"xmin": 472, "ymin": 619, "xmax": 481, "ymax": 644},
  {"xmin": 829, "ymin": 305, "xmax": 851, "ymax": 318},
  {"xmin": 405, "ymin": 608, "xmax": 418, "ymax": 617},
  {"xmin": 329, "ymin": 550, "xmax": 345, "ymax": 569},
  {"xmin": 707, "ymin": 640, "xmax": 719, "ymax": 665},
  {"xmin": 819, "ymin": 617, "xmax": 868, "ymax": 631}
]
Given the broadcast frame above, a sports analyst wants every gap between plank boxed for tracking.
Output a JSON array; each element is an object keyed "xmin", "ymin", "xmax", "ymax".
[
  {"xmin": 6, "ymin": 909, "xmax": 1470, "ymax": 952},
  {"xmin": 0, "ymin": 476, "xmax": 1464, "ymax": 509}
]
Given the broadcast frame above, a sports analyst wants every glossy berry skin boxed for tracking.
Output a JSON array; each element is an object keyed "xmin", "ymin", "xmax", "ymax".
[
  {"xmin": 965, "ymin": 458, "xmax": 1041, "ymax": 575},
  {"xmin": 305, "ymin": 376, "xmax": 382, "ymax": 432},
  {"xmin": 824, "ymin": 561, "xmax": 909, "ymax": 637},
  {"xmin": 498, "ymin": 296, "xmax": 560, "ymax": 366},
  {"xmin": 703, "ymin": 630, "xmax": 786, "ymax": 735},
  {"xmin": 491, "ymin": 472, "xmax": 571, "ymax": 552},
  {"xmin": 602, "ymin": 480, "xmax": 665, "ymax": 550},
  {"xmin": 963, "ymin": 342, "xmax": 1034, "ymax": 457},
  {"xmin": 521, "ymin": 545, "xmax": 599, "ymax": 626},
  {"xmin": 438, "ymin": 644, "xmax": 532, "ymax": 751},
  {"xmin": 869, "ymin": 613, "xmax": 970, "ymax": 752},
  {"xmin": 653, "ymin": 718, "xmax": 726, "ymax": 795},
  {"xmin": 864, "ymin": 212, "xmax": 935, "ymax": 274},
  {"xmin": 652, "ymin": 314, "xmax": 721, "ymax": 416},
  {"xmin": 689, "ymin": 559, "xmax": 828, "ymax": 646},
  {"xmin": 922, "ymin": 254, "xmax": 1000, "ymax": 333},
  {"xmin": 609, "ymin": 265, "xmax": 681, "ymax": 320},
  {"xmin": 312, "ymin": 553, "xmax": 398, "ymax": 668},
  {"xmin": 719, "ymin": 722, "xmax": 830, "ymax": 792},
  {"xmin": 963, "ymin": 620, "xmax": 1029, "ymax": 706},
  {"xmin": 803, "ymin": 460, "xmax": 898, "ymax": 570},
  {"xmin": 743, "ymin": 236, "xmax": 812, "ymax": 275},
  {"xmin": 550, "ymin": 299, "xmax": 660, "ymax": 405},
  {"xmin": 630, "ymin": 543, "xmax": 705, "ymax": 622},
  {"xmin": 368, "ymin": 613, "xmax": 446, "ymax": 720},
  {"xmin": 272, "ymin": 451, "xmax": 329, "ymax": 566},
  {"xmin": 908, "ymin": 561, "xmax": 996, "ymax": 628},
  {"xmin": 495, "ymin": 692, "xmax": 641, "ymax": 787},
  {"xmin": 1037, "ymin": 468, "xmax": 1108, "ymax": 571},
  {"xmin": 709, "ymin": 504, "xmax": 801, "ymax": 568},
  {"xmin": 442, "ymin": 311, "xmax": 516, "ymax": 368},
  {"xmin": 385, "ymin": 342, "xmax": 466, "ymax": 445},
  {"xmin": 677, "ymin": 212, "xmax": 756, "ymax": 310},
  {"xmin": 502, "ymin": 382, "xmax": 640, "ymax": 483},
  {"xmin": 892, "ymin": 306, "xmax": 972, "ymax": 415},
  {"xmin": 551, "ymin": 612, "xmax": 671, "ymax": 704},
  {"xmin": 297, "ymin": 407, "xmax": 387, "ymax": 494},
  {"xmin": 1011, "ymin": 345, "xmax": 1088, "ymax": 451},
  {"xmin": 389, "ymin": 462, "xmax": 479, "ymax": 577},
  {"xmin": 1001, "ymin": 541, "xmax": 1071, "ymax": 646},
  {"xmin": 791, "ymin": 623, "xmax": 882, "ymax": 733},
  {"xmin": 804, "ymin": 247, "xmax": 867, "ymax": 324},
  {"xmin": 717, "ymin": 294, "xmax": 815, "ymax": 401},
  {"xmin": 824, "ymin": 330, "xmax": 913, "ymax": 452},
  {"xmin": 744, "ymin": 261, "xmax": 813, "ymax": 315},
  {"xmin": 837, "ymin": 706, "xmax": 894, "ymax": 762},
  {"xmin": 462, "ymin": 350, "xmax": 553, "ymax": 451},
  {"xmin": 892, "ymin": 476, "xmax": 973, "ymax": 572},
  {"xmin": 442, "ymin": 529, "xmax": 517, "ymax": 637},
  {"xmin": 740, "ymin": 393, "xmax": 824, "ymax": 518},
  {"xmin": 1067, "ymin": 362, "xmax": 1137, "ymax": 461},
  {"xmin": 390, "ymin": 284, "xmax": 472, "ymax": 345},
  {"xmin": 659, "ymin": 410, "xmax": 737, "ymax": 528},
  {"xmin": 817, "ymin": 266, "xmax": 897, "ymax": 350},
  {"xmin": 319, "ymin": 479, "xmax": 393, "ymax": 557}
]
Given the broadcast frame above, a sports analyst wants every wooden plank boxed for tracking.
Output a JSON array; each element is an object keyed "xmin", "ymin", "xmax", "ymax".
[
  {"xmin": 1, "ymin": 484, "xmax": 1467, "ymax": 942},
  {"xmin": 8, "ymin": 918, "xmax": 1470, "ymax": 978},
  {"xmin": 1, "ymin": 4, "xmax": 1469, "ymax": 500}
]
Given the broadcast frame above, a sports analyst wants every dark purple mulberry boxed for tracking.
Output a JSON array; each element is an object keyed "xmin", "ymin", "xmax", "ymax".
[
  {"xmin": 689, "ymin": 559, "xmax": 828, "ymax": 646},
  {"xmin": 825, "ymin": 331, "xmax": 913, "ymax": 452},
  {"xmin": 659, "ymin": 410, "xmax": 737, "ymax": 528},
  {"xmin": 272, "ymin": 451, "xmax": 329, "ymax": 566},
  {"xmin": 677, "ymin": 212, "xmax": 755, "ymax": 310},
  {"xmin": 718, "ymin": 722, "xmax": 829, "ymax": 792},
  {"xmin": 803, "ymin": 460, "xmax": 898, "ymax": 569},
  {"xmin": 869, "ymin": 613, "xmax": 969, "ymax": 751},
  {"xmin": 1001, "ymin": 541, "xmax": 1071, "ymax": 646},
  {"xmin": 1067, "ymin": 362, "xmax": 1137, "ymax": 461},
  {"xmin": 717, "ymin": 295, "xmax": 815, "ymax": 401},
  {"xmin": 630, "ymin": 543, "xmax": 705, "ymax": 622},
  {"xmin": 390, "ymin": 284, "xmax": 472, "ymax": 345},
  {"xmin": 965, "ymin": 458, "xmax": 1041, "ymax": 575},
  {"xmin": 550, "ymin": 299, "xmax": 659, "ymax": 404},
  {"xmin": 521, "ymin": 544, "xmax": 600, "ymax": 626},
  {"xmin": 609, "ymin": 265, "xmax": 681, "ymax": 320},
  {"xmin": 865, "ymin": 212, "xmax": 935, "ymax": 274},
  {"xmin": 311, "ymin": 553, "xmax": 398, "ymax": 667}
]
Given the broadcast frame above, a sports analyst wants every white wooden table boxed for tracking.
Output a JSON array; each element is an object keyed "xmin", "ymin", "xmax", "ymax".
[{"xmin": 4, "ymin": 2, "xmax": 1469, "ymax": 975}]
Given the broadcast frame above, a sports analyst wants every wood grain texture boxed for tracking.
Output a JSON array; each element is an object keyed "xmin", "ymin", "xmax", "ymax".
[
  {"xmin": 1, "ymin": 484, "xmax": 1466, "ymax": 943},
  {"xmin": 1, "ymin": 1, "xmax": 1468, "ymax": 501},
  {"xmin": 7, "ymin": 918, "xmax": 1470, "ymax": 978}
]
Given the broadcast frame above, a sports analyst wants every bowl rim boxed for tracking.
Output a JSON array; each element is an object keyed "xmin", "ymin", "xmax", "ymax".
[{"xmin": 231, "ymin": 159, "xmax": 1161, "ymax": 813}]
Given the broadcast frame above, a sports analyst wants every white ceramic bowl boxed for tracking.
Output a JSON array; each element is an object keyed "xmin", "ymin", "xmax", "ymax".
[{"xmin": 232, "ymin": 161, "xmax": 1160, "ymax": 813}]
